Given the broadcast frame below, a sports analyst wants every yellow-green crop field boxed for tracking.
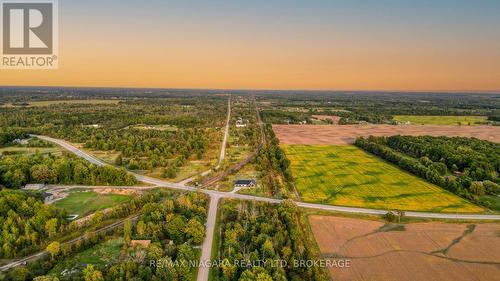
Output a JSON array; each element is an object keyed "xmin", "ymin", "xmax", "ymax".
[
  {"xmin": 393, "ymin": 115, "xmax": 488, "ymax": 125},
  {"xmin": 283, "ymin": 145, "xmax": 483, "ymax": 213}
]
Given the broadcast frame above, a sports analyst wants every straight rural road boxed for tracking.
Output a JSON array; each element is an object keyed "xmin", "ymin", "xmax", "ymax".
[
  {"xmin": 179, "ymin": 95, "xmax": 231, "ymax": 186},
  {"xmin": 197, "ymin": 195, "xmax": 220, "ymax": 281},
  {"xmin": 34, "ymin": 135, "xmax": 500, "ymax": 221},
  {"xmin": 215, "ymin": 96, "xmax": 231, "ymax": 170}
]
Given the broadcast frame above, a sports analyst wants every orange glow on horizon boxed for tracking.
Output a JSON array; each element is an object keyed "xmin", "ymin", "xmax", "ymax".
[{"xmin": 1, "ymin": 5, "xmax": 499, "ymax": 92}]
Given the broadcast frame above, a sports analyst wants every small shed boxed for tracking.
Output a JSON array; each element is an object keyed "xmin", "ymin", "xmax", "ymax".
[{"xmin": 130, "ymin": 240, "xmax": 151, "ymax": 248}]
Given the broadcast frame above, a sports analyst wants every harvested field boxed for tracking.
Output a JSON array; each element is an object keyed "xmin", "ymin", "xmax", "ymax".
[
  {"xmin": 309, "ymin": 215, "xmax": 500, "ymax": 281},
  {"xmin": 273, "ymin": 124, "xmax": 500, "ymax": 145}
]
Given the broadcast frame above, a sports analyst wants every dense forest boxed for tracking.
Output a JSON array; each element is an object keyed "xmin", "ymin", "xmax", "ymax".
[
  {"xmin": 253, "ymin": 124, "xmax": 294, "ymax": 198},
  {"xmin": 355, "ymin": 136, "xmax": 499, "ymax": 207},
  {"xmin": 0, "ymin": 129, "xmax": 137, "ymax": 188},
  {"xmin": 212, "ymin": 200, "xmax": 328, "ymax": 281},
  {"xmin": 0, "ymin": 129, "xmax": 28, "ymax": 146},
  {"xmin": 0, "ymin": 190, "xmax": 67, "ymax": 258},
  {"xmin": 0, "ymin": 187, "xmax": 167, "ymax": 263},
  {"xmin": 20, "ymin": 191, "xmax": 207, "ymax": 281},
  {"xmin": 0, "ymin": 152, "xmax": 137, "ymax": 188}
]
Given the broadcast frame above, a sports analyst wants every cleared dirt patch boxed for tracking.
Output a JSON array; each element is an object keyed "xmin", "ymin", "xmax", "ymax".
[
  {"xmin": 94, "ymin": 188, "xmax": 141, "ymax": 196},
  {"xmin": 273, "ymin": 124, "xmax": 500, "ymax": 145},
  {"xmin": 312, "ymin": 115, "xmax": 341, "ymax": 124},
  {"xmin": 309, "ymin": 215, "xmax": 500, "ymax": 281}
]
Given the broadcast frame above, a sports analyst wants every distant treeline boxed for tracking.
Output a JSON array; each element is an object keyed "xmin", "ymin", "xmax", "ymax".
[
  {"xmin": 261, "ymin": 109, "xmax": 312, "ymax": 124},
  {"xmin": 0, "ymin": 152, "xmax": 137, "ymax": 188},
  {"xmin": 254, "ymin": 124, "xmax": 294, "ymax": 197},
  {"xmin": 355, "ymin": 136, "xmax": 499, "ymax": 207}
]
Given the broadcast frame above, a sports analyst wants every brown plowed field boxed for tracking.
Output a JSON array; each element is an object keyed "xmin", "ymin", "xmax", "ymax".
[
  {"xmin": 309, "ymin": 215, "xmax": 500, "ymax": 281},
  {"xmin": 273, "ymin": 124, "xmax": 500, "ymax": 144}
]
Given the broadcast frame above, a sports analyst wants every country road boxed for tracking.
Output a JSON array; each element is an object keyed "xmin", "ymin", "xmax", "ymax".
[
  {"xmin": 197, "ymin": 195, "xmax": 220, "ymax": 281},
  {"xmin": 33, "ymin": 135, "xmax": 500, "ymax": 221},
  {"xmin": 179, "ymin": 95, "xmax": 231, "ymax": 186},
  {"xmin": 215, "ymin": 96, "xmax": 231, "ymax": 170}
]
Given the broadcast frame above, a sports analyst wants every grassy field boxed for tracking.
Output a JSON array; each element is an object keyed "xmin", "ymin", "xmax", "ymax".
[
  {"xmin": 480, "ymin": 195, "xmax": 500, "ymax": 212},
  {"xmin": 283, "ymin": 145, "xmax": 482, "ymax": 213},
  {"xmin": 50, "ymin": 238, "xmax": 123, "ymax": 274},
  {"xmin": 393, "ymin": 115, "xmax": 488, "ymax": 125},
  {"xmin": 54, "ymin": 191, "xmax": 130, "ymax": 216}
]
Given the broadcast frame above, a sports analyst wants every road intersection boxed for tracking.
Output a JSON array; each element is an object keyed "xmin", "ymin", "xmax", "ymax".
[
  {"xmin": 33, "ymin": 135, "xmax": 500, "ymax": 221},
  {"xmin": 18, "ymin": 98, "xmax": 500, "ymax": 280}
]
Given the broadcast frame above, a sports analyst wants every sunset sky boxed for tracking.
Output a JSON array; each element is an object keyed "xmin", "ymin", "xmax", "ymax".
[{"xmin": 1, "ymin": 0, "xmax": 500, "ymax": 91}]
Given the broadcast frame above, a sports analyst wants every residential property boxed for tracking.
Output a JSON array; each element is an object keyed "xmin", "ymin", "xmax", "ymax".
[
  {"xmin": 233, "ymin": 179, "xmax": 256, "ymax": 188},
  {"xmin": 236, "ymin": 117, "xmax": 247, "ymax": 128}
]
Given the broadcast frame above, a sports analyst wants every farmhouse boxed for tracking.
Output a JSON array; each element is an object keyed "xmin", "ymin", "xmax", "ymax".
[
  {"xmin": 234, "ymin": 179, "xmax": 256, "ymax": 188},
  {"xmin": 236, "ymin": 117, "xmax": 247, "ymax": 128}
]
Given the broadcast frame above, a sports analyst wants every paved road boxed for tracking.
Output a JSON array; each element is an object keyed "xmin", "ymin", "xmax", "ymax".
[
  {"xmin": 197, "ymin": 195, "xmax": 220, "ymax": 281},
  {"xmin": 0, "ymin": 214, "xmax": 139, "ymax": 272},
  {"xmin": 33, "ymin": 135, "xmax": 197, "ymax": 192},
  {"xmin": 34, "ymin": 135, "xmax": 500, "ymax": 222},
  {"xmin": 215, "ymin": 96, "xmax": 231, "ymax": 170}
]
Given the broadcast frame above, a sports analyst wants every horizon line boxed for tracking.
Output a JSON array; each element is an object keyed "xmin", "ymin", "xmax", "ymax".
[{"xmin": 1, "ymin": 85, "xmax": 499, "ymax": 95}]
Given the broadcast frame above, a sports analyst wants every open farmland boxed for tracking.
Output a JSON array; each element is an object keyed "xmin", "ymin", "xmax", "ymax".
[
  {"xmin": 273, "ymin": 124, "xmax": 500, "ymax": 145},
  {"xmin": 283, "ymin": 145, "xmax": 482, "ymax": 213},
  {"xmin": 393, "ymin": 115, "xmax": 488, "ymax": 125},
  {"xmin": 309, "ymin": 215, "xmax": 500, "ymax": 281}
]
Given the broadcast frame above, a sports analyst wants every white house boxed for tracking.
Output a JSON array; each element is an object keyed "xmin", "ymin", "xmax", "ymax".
[{"xmin": 236, "ymin": 117, "xmax": 247, "ymax": 128}]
